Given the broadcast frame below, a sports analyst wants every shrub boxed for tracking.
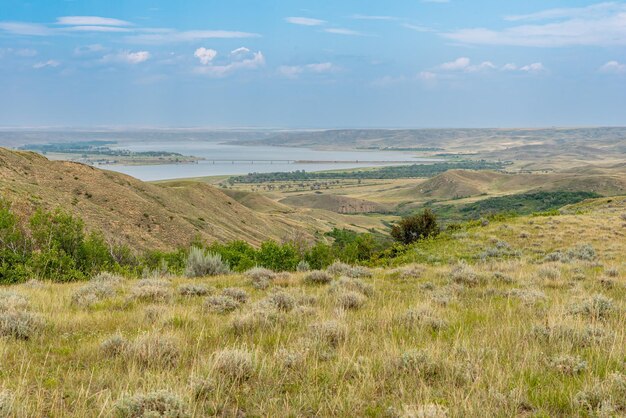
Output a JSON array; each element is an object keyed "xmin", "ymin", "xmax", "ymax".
[
  {"xmin": 326, "ymin": 261, "xmax": 352, "ymax": 276},
  {"xmin": 130, "ymin": 279, "xmax": 173, "ymax": 303},
  {"xmin": 231, "ymin": 307, "xmax": 282, "ymax": 335},
  {"xmin": 0, "ymin": 310, "xmax": 43, "ymax": 340},
  {"xmin": 575, "ymin": 372, "xmax": 626, "ymax": 414},
  {"xmin": 91, "ymin": 271, "xmax": 124, "ymax": 285},
  {"xmin": 255, "ymin": 241, "xmax": 300, "ymax": 271},
  {"xmin": 265, "ymin": 291, "xmax": 296, "ymax": 312},
  {"xmin": 335, "ymin": 291, "xmax": 366, "ymax": 310},
  {"xmin": 177, "ymin": 283, "xmax": 212, "ymax": 297},
  {"xmin": 101, "ymin": 334, "xmax": 129, "ymax": 357},
  {"xmin": 569, "ymin": 294, "xmax": 615, "ymax": 320},
  {"xmin": 190, "ymin": 377, "xmax": 215, "ymax": 400},
  {"xmin": 401, "ymin": 307, "xmax": 448, "ymax": 332},
  {"xmin": 296, "ymin": 260, "xmax": 310, "ymax": 272},
  {"xmin": 538, "ymin": 266, "xmax": 561, "ymax": 280},
  {"xmin": 71, "ymin": 282, "xmax": 116, "ymax": 307},
  {"xmin": 185, "ymin": 247, "xmax": 230, "ymax": 278},
  {"xmin": 212, "ymin": 348, "xmax": 255, "ymax": 380},
  {"xmin": 508, "ymin": 288, "xmax": 547, "ymax": 306},
  {"xmin": 310, "ymin": 320, "xmax": 348, "ymax": 347},
  {"xmin": 0, "ymin": 291, "xmax": 30, "ymax": 312},
  {"xmin": 0, "ymin": 389, "xmax": 14, "ymax": 417},
  {"xmin": 346, "ymin": 265, "xmax": 372, "ymax": 278},
  {"xmin": 245, "ymin": 267, "xmax": 276, "ymax": 290},
  {"xmin": 303, "ymin": 270, "xmax": 333, "ymax": 285},
  {"xmin": 221, "ymin": 288, "xmax": 248, "ymax": 304},
  {"xmin": 394, "ymin": 350, "xmax": 442, "ymax": 382},
  {"xmin": 391, "ymin": 209, "xmax": 439, "ymax": 245},
  {"xmin": 203, "ymin": 295, "xmax": 240, "ymax": 314},
  {"xmin": 330, "ymin": 277, "xmax": 374, "ymax": 297},
  {"xmin": 449, "ymin": 261, "xmax": 479, "ymax": 286},
  {"xmin": 567, "ymin": 244, "xmax": 597, "ymax": 261},
  {"xmin": 549, "ymin": 355, "xmax": 587, "ymax": 375},
  {"xmin": 130, "ymin": 333, "xmax": 180, "ymax": 368},
  {"xmin": 113, "ymin": 390, "xmax": 189, "ymax": 418}
]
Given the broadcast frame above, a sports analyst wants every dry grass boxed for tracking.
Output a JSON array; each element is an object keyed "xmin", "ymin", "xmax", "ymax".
[{"xmin": 0, "ymin": 201, "xmax": 624, "ymax": 416}]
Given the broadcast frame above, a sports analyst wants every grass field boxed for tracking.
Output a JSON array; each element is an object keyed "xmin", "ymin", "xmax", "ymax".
[{"xmin": 0, "ymin": 197, "xmax": 624, "ymax": 417}]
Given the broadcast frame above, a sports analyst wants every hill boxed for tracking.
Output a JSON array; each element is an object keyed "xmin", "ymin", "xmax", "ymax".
[
  {"xmin": 0, "ymin": 148, "xmax": 303, "ymax": 250},
  {"xmin": 279, "ymin": 194, "xmax": 390, "ymax": 214}
]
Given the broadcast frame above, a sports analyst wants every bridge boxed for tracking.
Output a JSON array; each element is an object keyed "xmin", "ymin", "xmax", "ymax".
[{"xmin": 203, "ymin": 159, "xmax": 419, "ymax": 164}]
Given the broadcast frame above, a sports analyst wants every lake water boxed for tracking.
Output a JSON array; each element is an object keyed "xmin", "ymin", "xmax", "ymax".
[{"xmin": 101, "ymin": 140, "xmax": 440, "ymax": 181}]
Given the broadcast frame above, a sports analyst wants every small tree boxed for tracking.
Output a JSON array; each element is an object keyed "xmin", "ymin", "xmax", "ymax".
[{"xmin": 391, "ymin": 209, "xmax": 439, "ymax": 245}]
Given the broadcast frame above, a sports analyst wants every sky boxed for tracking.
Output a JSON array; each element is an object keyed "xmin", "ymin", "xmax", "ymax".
[{"xmin": 0, "ymin": 0, "xmax": 625, "ymax": 128}]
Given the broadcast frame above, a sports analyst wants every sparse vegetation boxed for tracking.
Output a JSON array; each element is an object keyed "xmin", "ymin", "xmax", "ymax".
[{"xmin": 0, "ymin": 194, "xmax": 624, "ymax": 416}]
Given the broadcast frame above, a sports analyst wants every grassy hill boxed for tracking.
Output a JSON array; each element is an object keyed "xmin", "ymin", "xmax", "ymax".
[
  {"xmin": 0, "ymin": 196, "xmax": 623, "ymax": 416},
  {"xmin": 0, "ymin": 148, "xmax": 303, "ymax": 249}
]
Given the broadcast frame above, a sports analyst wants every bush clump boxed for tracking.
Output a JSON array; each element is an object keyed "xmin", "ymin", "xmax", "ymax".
[
  {"xmin": 91, "ymin": 271, "xmax": 124, "ymax": 285},
  {"xmin": 212, "ymin": 348, "xmax": 255, "ymax": 381},
  {"xmin": 264, "ymin": 290, "xmax": 296, "ymax": 312},
  {"xmin": 130, "ymin": 333, "xmax": 180, "ymax": 368},
  {"xmin": 303, "ymin": 270, "xmax": 333, "ymax": 285},
  {"xmin": 130, "ymin": 279, "xmax": 173, "ymax": 303},
  {"xmin": 569, "ymin": 294, "xmax": 615, "ymax": 320},
  {"xmin": 71, "ymin": 282, "xmax": 116, "ymax": 307},
  {"xmin": 330, "ymin": 277, "xmax": 374, "ymax": 297},
  {"xmin": 113, "ymin": 390, "xmax": 189, "ymax": 418},
  {"xmin": 221, "ymin": 288, "xmax": 248, "ymax": 304},
  {"xmin": 391, "ymin": 209, "xmax": 439, "ymax": 245},
  {"xmin": 178, "ymin": 283, "xmax": 212, "ymax": 297},
  {"xmin": 335, "ymin": 290, "xmax": 366, "ymax": 310},
  {"xmin": 203, "ymin": 295, "xmax": 240, "ymax": 314},
  {"xmin": 185, "ymin": 247, "xmax": 230, "ymax": 278},
  {"xmin": 0, "ymin": 310, "xmax": 43, "ymax": 340},
  {"xmin": 310, "ymin": 320, "xmax": 348, "ymax": 347},
  {"xmin": 449, "ymin": 261, "xmax": 479, "ymax": 286},
  {"xmin": 296, "ymin": 260, "xmax": 310, "ymax": 272},
  {"xmin": 245, "ymin": 267, "xmax": 276, "ymax": 290}
]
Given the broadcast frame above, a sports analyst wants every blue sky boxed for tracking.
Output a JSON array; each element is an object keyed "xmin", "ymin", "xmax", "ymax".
[{"xmin": 0, "ymin": 0, "xmax": 625, "ymax": 128}]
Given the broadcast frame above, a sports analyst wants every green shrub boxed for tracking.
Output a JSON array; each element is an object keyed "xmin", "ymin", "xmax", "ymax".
[{"xmin": 391, "ymin": 209, "xmax": 439, "ymax": 245}]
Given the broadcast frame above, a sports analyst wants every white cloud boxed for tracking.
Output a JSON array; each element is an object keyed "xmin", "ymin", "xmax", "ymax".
[
  {"xmin": 127, "ymin": 30, "xmax": 260, "ymax": 44},
  {"xmin": 33, "ymin": 60, "xmax": 60, "ymax": 69},
  {"xmin": 56, "ymin": 16, "xmax": 131, "ymax": 26},
  {"xmin": 194, "ymin": 47, "xmax": 217, "ymax": 65},
  {"xmin": 418, "ymin": 71, "xmax": 437, "ymax": 81},
  {"xmin": 324, "ymin": 28, "xmax": 363, "ymax": 36},
  {"xmin": 599, "ymin": 60, "xmax": 626, "ymax": 74},
  {"xmin": 505, "ymin": 2, "xmax": 621, "ymax": 22},
  {"xmin": 15, "ymin": 48, "xmax": 37, "ymax": 57},
  {"xmin": 0, "ymin": 22, "xmax": 50, "ymax": 36},
  {"xmin": 285, "ymin": 17, "xmax": 326, "ymax": 26},
  {"xmin": 279, "ymin": 62, "xmax": 336, "ymax": 78},
  {"xmin": 439, "ymin": 57, "xmax": 470, "ymax": 71},
  {"xmin": 444, "ymin": 3, "xmax": 626, "ymax": 47},
  {"xmin": 519, "ymin": 62, "xmax": 546, "ymax": 73},
  {"xmin": 230, "ymin": 47, "xmax": 250, "ymax": 56},
  {"xmin": 194, "ymin": 49, "xmax": 265, "ymax": 77},
  {"xmin": 102, "ymin": 50, "xmax": 151, "ymax": 64},
  {"xmin": 502, "ymin": 63, "xmax": 518, "ymax": 71}
]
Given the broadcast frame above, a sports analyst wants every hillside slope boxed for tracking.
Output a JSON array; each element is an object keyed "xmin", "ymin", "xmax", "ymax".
[{"xmin": 0, "ymin": 148, "xmax": 303, "ymax": 250}]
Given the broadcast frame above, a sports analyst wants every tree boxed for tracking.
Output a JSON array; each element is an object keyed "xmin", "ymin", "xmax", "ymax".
[{"xmin": 391, "ymin": 209, "xmax": 439, "ymax": 245}]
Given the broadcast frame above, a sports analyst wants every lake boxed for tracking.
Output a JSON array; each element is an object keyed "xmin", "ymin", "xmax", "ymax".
[{"xmin": 102, "ymin": 140, "xmax": 440, "ymax": 181}]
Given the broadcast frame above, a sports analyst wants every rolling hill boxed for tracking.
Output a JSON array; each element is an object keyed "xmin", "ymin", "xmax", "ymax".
[{"xmin": 0, "ymin": 148, "xmax": 304, "ymax": 250}]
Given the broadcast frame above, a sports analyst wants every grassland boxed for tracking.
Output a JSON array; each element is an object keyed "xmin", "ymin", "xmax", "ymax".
[{"xmin": 1, "ymin": 197, "xmax": 624, "ymax": 417}]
